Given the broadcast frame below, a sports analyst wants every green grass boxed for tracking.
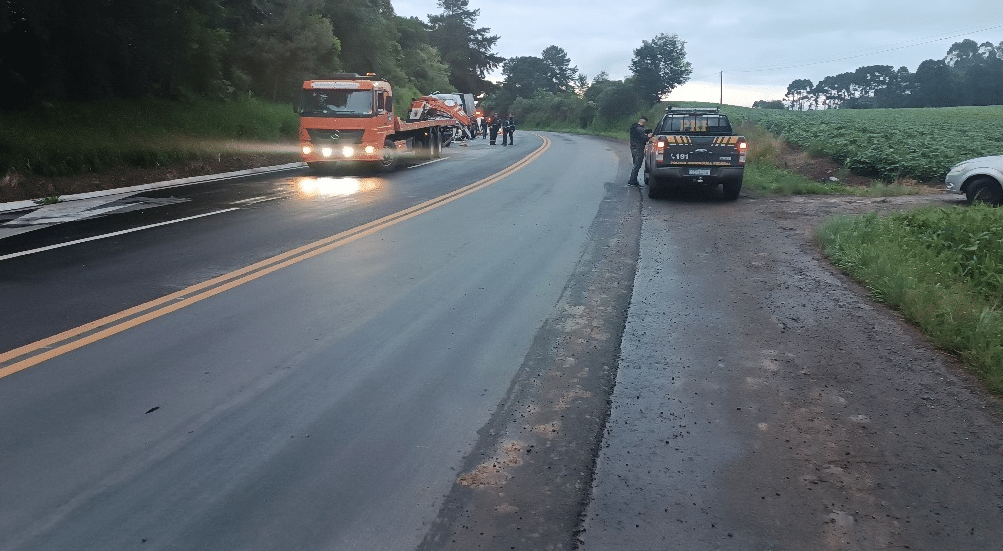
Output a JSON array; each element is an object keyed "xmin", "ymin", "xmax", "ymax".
[
  {"xmin": 723, "ymin": 105, "xmax": 1003, "ymax": 182},
  {"xmin": 818, "ymin": 204, "xmax": 1003, "ymax": 393},
  {"xmin": 0, "ymin": 98, "xmax": 300, "ymax": 177}
]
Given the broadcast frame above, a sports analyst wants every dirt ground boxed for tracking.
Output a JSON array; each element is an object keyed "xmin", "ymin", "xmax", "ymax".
[{"xmin": 581, "ymin": 183, "xmax": 1003, "ymax": 550}]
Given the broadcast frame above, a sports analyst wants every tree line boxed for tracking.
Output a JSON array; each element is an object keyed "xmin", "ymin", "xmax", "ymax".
[
  {"xmin": 0, "ymin": 0, "xmax": 498, "ymax": 108},
  {"xmin": 1, "ymin": 0, "xmax": 691, "ymax": 127},
  {"xmin": 772, "ymin": 39, "xmax": 1003, "ymax": 110}
]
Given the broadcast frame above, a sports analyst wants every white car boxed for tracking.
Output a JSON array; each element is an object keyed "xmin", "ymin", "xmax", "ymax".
[{"xmin": 945, "ymin": 155, "xmax": 1003, "ymax": 206}]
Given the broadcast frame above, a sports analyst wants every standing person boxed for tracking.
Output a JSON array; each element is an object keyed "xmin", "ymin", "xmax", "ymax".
[
  {"xmin": 489, "ymin": 114, "xmax": 501, "ymax": 145},
  {"xmin": 628, "ymin": 116, "xmax": 652, "ymax": 186},
  {"xmin": 480, "ymin": 116, "xmax": 488, "ymax": 139},
  {"xmin": 502, "ymin": 114, "xmax": 516, "ymax": 146}
]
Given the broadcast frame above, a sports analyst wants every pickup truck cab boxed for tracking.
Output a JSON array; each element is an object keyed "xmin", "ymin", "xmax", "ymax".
[{"xmin": 644, "ymin": 107, "xmax": 748, "ymax": 200}]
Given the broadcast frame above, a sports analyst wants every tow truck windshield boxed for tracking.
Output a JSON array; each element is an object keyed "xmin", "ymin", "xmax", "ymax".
[{"xmin": 301, "ymin": 90, "xmax": 374, "ymax": 117}]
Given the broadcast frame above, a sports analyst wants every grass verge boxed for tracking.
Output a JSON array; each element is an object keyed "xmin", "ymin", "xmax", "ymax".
[
  {"xmin": 817, "ymin": 204, "xmax": 1003, "ymax": 394},
  {"xmin": 0, "ymin": 98, "xmax": 300, "ymax": 178}
]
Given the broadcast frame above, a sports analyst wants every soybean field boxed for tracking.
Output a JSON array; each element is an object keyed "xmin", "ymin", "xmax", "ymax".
[{"xmin": 725, "ymin": 105, "xmax": 1003, "ymax": 183}]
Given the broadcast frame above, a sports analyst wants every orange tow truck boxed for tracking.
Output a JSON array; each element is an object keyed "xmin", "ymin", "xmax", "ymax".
[{"xmin": 297, "ymin": 73, "xmax": 473, "ymax": 172}]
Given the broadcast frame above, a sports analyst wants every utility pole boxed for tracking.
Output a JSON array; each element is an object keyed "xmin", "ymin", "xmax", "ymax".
[{"xmin": 720, "ymin": 71, "xmax": 723, "ymax": 106}]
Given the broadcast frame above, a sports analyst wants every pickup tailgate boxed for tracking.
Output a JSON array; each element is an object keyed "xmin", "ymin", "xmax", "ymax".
[{"xmin": 655, "ymin": 135, "xmax": 747, "ymax": 168}]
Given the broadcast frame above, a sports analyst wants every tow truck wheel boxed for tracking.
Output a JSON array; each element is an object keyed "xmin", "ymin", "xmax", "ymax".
[
  {"xmin": 431, "ymin": 128, "xmax": 442, "ymax": 159},
  {"xmin": 375, "ymin": 139, "xmax": 398, "ymax": 172}
]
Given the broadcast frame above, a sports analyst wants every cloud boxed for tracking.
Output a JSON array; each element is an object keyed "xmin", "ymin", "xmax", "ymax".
[{"xmin": 392, "ymin": 0, "xmax": 1003, "ymax": 104}]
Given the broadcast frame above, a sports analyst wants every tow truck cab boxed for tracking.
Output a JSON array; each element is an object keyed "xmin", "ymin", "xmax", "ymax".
[{"xmin": 297, "ymin": 74, "xmax": 396, "ymax": 169}]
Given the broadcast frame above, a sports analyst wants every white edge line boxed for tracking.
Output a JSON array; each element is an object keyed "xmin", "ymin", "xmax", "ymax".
[
  {"xmin": 0, "ymin": 163, "xmax": 305, "ymax": 214},
  {"xmin": 0, "ymin": 208, "xmax": 240, "ymax": 261},
  {"xmin": 406, "ymin": 157, "xmax": 447, "ymax": 169}
]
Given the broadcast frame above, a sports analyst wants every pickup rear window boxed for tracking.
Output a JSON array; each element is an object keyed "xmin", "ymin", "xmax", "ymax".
[{"xmin": 657, "ymin": 115, "xmax": 733, "ymax": 135}]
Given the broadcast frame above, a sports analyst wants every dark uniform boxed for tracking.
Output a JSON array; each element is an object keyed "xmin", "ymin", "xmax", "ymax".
[
  {"xmin": 502, "ymin": 115, "xmax": 515, "ymax": 146},
  {"xmin": 628, "ymin": 117, "xmax": 651, "ymax": 185},
  {"xmin": 489, "ymin": 116, "xmax": 501, "ymax": 145}
]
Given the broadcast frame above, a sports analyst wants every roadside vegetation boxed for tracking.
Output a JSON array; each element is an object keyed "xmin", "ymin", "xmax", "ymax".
[
  {"xmin": 818, "ymin": 206, "xmax": 1003, "ymax": 394},
  {"xmin": 730, "ymin": 105, "xmax": 1003, "ymax": 182},
  {"xmin": 0, "ymin": 99, "xmax": 299, "ymax": 178}
]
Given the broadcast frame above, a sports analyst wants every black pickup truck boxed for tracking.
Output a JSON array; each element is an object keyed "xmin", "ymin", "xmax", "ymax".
[{"xmin": 643, "ymin": 107, "xmax": 748, "ymax": 200}]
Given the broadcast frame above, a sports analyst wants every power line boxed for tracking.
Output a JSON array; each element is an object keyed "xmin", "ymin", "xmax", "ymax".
[{"xmin": 730, "ymin": 22, "xmax": 1003, "ymax": 73}]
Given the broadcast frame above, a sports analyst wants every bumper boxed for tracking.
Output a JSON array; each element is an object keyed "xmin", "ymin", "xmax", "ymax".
[
  {"xmin": 944, "ymin": 172, "xmax": 965, "ymax": 194},
  {"xmin": 648, "ymin": 165, "xmax": 744, "ymax": 185},
  {"xmin": 300, "ymin": 144, "xmax": 380, "ymax": 164}
]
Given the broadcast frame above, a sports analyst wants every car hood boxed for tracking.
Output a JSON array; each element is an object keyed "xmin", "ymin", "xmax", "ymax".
[{"xmin": 960, "ymin": 155, "xmax": 1003, "ymax": 167}]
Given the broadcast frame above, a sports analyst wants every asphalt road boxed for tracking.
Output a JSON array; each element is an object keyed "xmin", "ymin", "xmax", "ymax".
[
  {"xmin": 5, "ymin": 132, "xmax": 1003, "ymax": 551},
  {"xmin": 0, "ymin": 133, "xmax": 638, "ymax": 550}
]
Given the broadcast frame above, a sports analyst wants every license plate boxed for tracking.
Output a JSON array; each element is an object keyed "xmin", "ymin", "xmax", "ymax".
[{"xmin": 688, "ymin": 168, "xmax": 711, "ymax": 176}]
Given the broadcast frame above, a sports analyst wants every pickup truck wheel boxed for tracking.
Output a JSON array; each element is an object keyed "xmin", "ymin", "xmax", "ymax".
[
  {"xmin": 966, "ymin": 177, "xmax": 1002, "ymax": 206},
  {"xmin": 375, "ymin": 139, "xmax": 398, "ymax": 172},
  {"xmin": 647, "ymin": 176, "xmax": 664, "ymax": 199},
  {"xmin": 722, "ymin": 180, "xmax": 742, "ymax": 201}
]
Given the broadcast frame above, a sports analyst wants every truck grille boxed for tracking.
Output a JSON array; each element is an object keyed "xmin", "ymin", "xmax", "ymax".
[{"xmin": 307, "ymin": 129, "xmax": 365, "ymax": 144}]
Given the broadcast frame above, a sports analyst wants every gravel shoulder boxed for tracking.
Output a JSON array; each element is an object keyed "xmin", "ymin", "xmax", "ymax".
[{"xmin": 582, "ymin": 188, "xmax": 1003, "ymax": 550}]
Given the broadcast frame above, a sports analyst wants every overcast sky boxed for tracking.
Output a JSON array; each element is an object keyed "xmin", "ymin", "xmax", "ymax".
[{"xmin": 391, "ymin": 0, "xmax": 1003, "ymax": 106}]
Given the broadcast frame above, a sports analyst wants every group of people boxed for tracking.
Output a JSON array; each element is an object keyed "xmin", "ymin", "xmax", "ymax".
[{"xmin": 475, "ymin": 114, "xmax": 516, "ymax": 146}]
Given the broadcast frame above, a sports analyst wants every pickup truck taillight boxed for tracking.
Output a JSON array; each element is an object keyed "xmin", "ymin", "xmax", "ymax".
[
  {"xmin": 655, "ymin": 140, "xmax": 666, "ymax": 162},
  {"xmin": 737, "ymin": 140, "xmax": 748, "ymax": 163}
]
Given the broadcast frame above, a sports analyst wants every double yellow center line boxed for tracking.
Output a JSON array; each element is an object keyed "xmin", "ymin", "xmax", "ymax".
[{"xmin": 0, "ymin": 135, "xmax": 551, "ymax": 380}]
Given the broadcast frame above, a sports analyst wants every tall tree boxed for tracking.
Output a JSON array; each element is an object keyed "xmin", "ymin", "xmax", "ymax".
[
  {"xmin": 501, "ymin": 56, "xmax": 552, "ymax": 97},
  {"xmin": 912, "ymin": 59, "xmax": 958, "ymax": 107},
  {"xmin": 945, "ymin": 39, "xmax": 983, "ymax": 71},
  {"xmin": 540, "ymin": 45, "xmax": 577, "ymax": 93},
  {"xmin": 327, "ymin": 0, "xmax": 406, "ymax": 85},
  {"xmin": 395, "ymin": 16, "xmax": 451, "ymax": 94},
  {"xmin": 784, "ymin": 79, "xmax": 815, "ymax": 110},
  {"xmin": 427, "ymin": 0, "xmax": 503, "ymax": 94},
  {"xmin": 629, "ymin": 33, "xmax": 692, "ymax": 104},
  {"xmin": 234, "ymin": 0, "xmax": 340, "ymax": 101}
]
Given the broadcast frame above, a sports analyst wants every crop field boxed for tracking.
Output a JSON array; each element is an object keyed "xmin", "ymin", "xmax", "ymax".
[{"xmin": 724, "ymin": 105, "xmax": 1003, "ymax": 183}]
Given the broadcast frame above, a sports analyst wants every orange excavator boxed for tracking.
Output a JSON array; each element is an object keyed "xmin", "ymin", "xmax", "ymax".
[{"xmin": 297, "ymin": 74, "xmax": 474, "ymax": 172}]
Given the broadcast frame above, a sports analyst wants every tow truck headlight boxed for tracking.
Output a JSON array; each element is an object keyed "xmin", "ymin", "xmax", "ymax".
[
  {"xmin": 321, "ymin": 147, "xmax": 333, "ymax": 158},
  {"xmin": 365, "ymin": 145, "xmax": 375, "ymax": 155},
  {"xmin": 302, "ymin": 146, "xmax": 313, "ymax": 155},
  {"xmin": 342, "ymin": 146, "xmax": 355, "ymax": 158}
]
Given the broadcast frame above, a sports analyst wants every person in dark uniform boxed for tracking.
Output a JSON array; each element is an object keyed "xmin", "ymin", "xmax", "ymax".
[
  {"xmin": 628, "ymin": 116, "xmax": 652, "ymax": 186},
  {"xmin": 502, "ymin": 114, "xmax": 515, "ymax": 146},
  {"xmin": 489, "ymin": 114, "xmax": 501, "ymax": 145},
  {"xmin": 480, "ymin": 116, "xmax": 488, "ymax": 139}
]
